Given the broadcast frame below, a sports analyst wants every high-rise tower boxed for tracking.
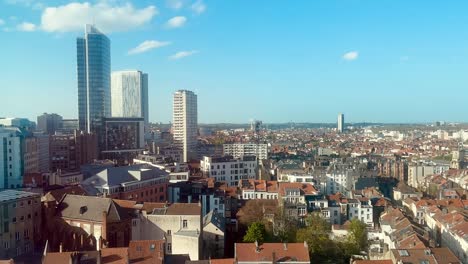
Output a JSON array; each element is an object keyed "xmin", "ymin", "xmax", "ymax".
[
  {"xmin": 77, "ymin": 24, "xmax": 111, "ymax": 142},
  {"xmin": 111, "ymin": 70, "xmax": 149, "ymax": 131},
  {"xmin": 337, "ymin": 113, "xmax": 344, "ymax": 133},
  {"xmin": 173, "ymin": 90, "xmax": 198, "ymax": 162}
]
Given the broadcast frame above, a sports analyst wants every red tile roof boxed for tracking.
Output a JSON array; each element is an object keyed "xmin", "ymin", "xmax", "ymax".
[{"xmin": 235, "ymin": 243, "xmax": 310, "ymax": 262}]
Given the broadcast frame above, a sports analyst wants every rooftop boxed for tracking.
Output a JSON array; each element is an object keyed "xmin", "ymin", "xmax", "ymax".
[{"xmin": 0, "ymin": 190, "xmax": 40, "ymax": 203}]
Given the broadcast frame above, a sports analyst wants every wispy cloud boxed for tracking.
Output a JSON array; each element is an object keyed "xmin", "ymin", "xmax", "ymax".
[
  {"xmin": 4, "ymin": 0, "xmax": 44, "ymax": 10},
  {"xmin": 400, "ymin": 56, "xmax": 409, "ymax": 62},
  {"xmin": 169, "ymin": 50, "xmax": 199, "ymax": 60},
  {"xmin": 166, "ymin": 16, "xmax": 186, "ymax": 29},
  {"xmin": 40, "ymin": 2, "xmax": 157, "ymax": 33},
  {"xmin": 166, "ymin": 0, "xmax": 184, "ymax": 10},
  {"xmin": 191, "ymin": 0, "xmax": 206, "ymax": 14},
  {"xmin": 17, "ymin": 22, "xmax": 37, "ymax": 31},
  {"xmin": 128, "ymin": 40, "xmax": 171, "ymax": 55},
  {"xmin": 0, "ymin": 19, "xmax": 5, "ymax": 26},
  {"xmin": 343, "ymin": 51, "xmax": 359, "ymax": 61}
]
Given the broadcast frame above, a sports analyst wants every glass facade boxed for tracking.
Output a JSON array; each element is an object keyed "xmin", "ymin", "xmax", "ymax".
[{"xmin": 77, "ymin": 25, "xmax": 111, "ymax": 147}]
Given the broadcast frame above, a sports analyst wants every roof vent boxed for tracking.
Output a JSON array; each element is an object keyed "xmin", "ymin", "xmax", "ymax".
[{"xmin": 79, "ymin": 206, "xmax": 87, "ymax": 215}]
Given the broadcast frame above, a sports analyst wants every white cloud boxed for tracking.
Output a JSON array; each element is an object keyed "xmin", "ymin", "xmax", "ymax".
[
  {"xmin": 40, "ymin": 2, "xmax": 157, "ymax": 33},
  {"xmin": 128, "ymin": 40, "xmax": 171, "ymax": 55},
  {"xmin": 17, "ymin": 22, "xmax": 37, "ymax": 31},
  {"xmin": 400, "ymin": 56, "xmax": 409, "ymax": 62},
  {"xmin": 169, "ymin": 50, "xmax": 199, "ymax": 60},
  {"xmin": 166, "ymin": 16, "xmax": 186, "ymax": 28},
  {"xmin": 191, "ymin": 0, "xmax": 206, "ymax": 14},
  {"xmin": 0, "ymin": 19, "xmax": 5, "ymax": 26},
  {"xmin": 166, "ymin": 0, "xmax": 184, "ymax": 9},
  {"xmin": 343, "ymin": 51, "xmax": 359, "ymax": 61}
]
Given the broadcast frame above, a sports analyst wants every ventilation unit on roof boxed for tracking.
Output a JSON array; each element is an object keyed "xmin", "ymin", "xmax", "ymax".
[{"xmin": 398, "ymin": 249, "xmax": 409, "ymax": 257}]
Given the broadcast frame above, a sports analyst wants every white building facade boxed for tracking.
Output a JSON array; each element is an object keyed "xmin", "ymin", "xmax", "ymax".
[
  {"xmin": 201, "ymin": 156, "xmax": 257, "ymax": 186},
  {"xmin": 223, "ymin": 143, "xmax": 268, "ymax": 161},
  {"xmin": 173, "ymin": 90, "xmax": 198, "ymax": 162}
]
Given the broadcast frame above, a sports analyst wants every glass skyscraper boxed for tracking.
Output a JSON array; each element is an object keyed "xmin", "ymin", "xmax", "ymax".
[{"xmin": 77, "ymin": 24, "xmax": 111, "ymax": 143}]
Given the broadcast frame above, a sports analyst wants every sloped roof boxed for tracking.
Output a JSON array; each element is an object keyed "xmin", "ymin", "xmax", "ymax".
[
  {"xmin": 203, "ymin": 210, "xmax": 225, "ymax": 232},
  {"xmin": 58, "ymin": 194, "xmax": 131, "ymax": 223}
]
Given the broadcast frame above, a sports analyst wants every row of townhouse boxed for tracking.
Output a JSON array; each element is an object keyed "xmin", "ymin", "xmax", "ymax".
[
  {"xmin": 237, "ymin": 179, "xmax": 375, "ymax": 227},
  {"xmin": 402, "ymin": 195, "xmax": 467, "ymax": 263},
  {"xmin": 376, "ymin": 207, "xmax": 426, "ymax": 258}
]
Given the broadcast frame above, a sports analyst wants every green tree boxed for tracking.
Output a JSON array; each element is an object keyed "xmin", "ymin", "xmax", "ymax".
[
  {"xmin": 346, "ymin": 219, "xmax": 368, "ymax": 254},
  {"xmin": 243, "ymin": 222, "xmax": 266, "ymax": 243},
  {"xmin": 296, "ymin": 213, "xmax": 333, "ymax": 258}
]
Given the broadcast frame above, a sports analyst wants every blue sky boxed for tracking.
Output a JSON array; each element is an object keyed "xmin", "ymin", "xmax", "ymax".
[{"xmin": 1, "ymin": 0, "xmax": 468, "ymax": 124}]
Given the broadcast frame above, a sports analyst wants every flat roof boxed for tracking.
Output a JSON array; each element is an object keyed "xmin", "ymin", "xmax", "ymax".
[{"xmin": 0, "ymin": 190, "xmax": 40, "ymax": 202}]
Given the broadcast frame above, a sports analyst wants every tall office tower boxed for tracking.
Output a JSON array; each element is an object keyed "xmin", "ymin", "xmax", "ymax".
[
  {"xmin": 37, "ymin": 113, "xmax": 63, "ymax": 135},
  {"xmin": 111, "ymin": 70, "xmax": 149, "ymax": 130},
  {"xmin": 0, "ymin": 127, "xmax": 24, "ymax": 189},
  {"xmin": 173, "ymin": 90, "xmax": 198, "ymax": 162},
  {"xmin": 77, "ymin": 24, "xmax": 111, "ymax": 143},
  {"xmin": 337, "ymin": 113, "xmax": 344, "ymax": 133}
]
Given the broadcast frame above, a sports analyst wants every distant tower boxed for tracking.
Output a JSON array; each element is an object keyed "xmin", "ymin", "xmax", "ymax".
[
  {"xmin": 111, "ymin": 70, "xmax": 149, "ymax": 132},
  {"xmin": 173, "ymin": 90, "xmax": 198, "ymax": 162},
  {"xmin": 337, "ymin": 113, "xmax": 344, "ymax": 133},
  {"xmin": 77, "ymin": 24, "xmax": 111, "ymax": 144}
]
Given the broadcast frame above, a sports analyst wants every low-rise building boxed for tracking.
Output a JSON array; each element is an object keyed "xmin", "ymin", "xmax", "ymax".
[
  {"xmin": 132, "ymin": 203, "xmax": 202, "ymax": 261},
  {"xmin": 0, "ymin": 190, "xmax": 41, "ymax": 259},
  {"xmin": 81, "ymin": 164, "xmax": 169, "ymax": 203},
  {"xmin": 202, "ymin": 210, "xmax": 225, "ymax": 258}
]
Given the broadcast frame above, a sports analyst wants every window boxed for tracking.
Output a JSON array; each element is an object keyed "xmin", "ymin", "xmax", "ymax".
[
  {"xmin": 20, "ymin": 216, "xmax": 24, "ymax": 221},
  {"xmin": 27, "ymin": 200, "xmax": 31, "ymax": 205},
  {"xmin": 28, "ymin": 214, "xmax": 31, "ymax": 219},
  {"xmin": 215, "ymin": 235, "xmax": 219, "ymax": 241},
  {"xmin": 167, "ymin": 243, "xmax": 172, "ymax": 252},
  {"xmin": 12, "ymin": 217, "xmax": 16, "ymax": 223},
  {"xmin": 15, "ymin": 232, "xmax": 20, "ymax": 241},
  {"xmin": 182, "ymin": 220, "xmax": 188, "ymax": 228},
  {"xmin": 3, "ymin": 241, "xmax": 9, "ymax": 249},
  {"xmin": 3, "ymin": 222, "xmax": 9, "ymax": 233},
  {"xmin": 12, "ymin": 203, "xmax": 16, "ymax": 208},
  {"xmin": 167, "ymin": 230, "xmax": 171, "ymax": 235}
]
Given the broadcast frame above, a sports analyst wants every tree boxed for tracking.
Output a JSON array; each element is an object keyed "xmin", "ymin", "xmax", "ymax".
[
  {"xmin": 238, "ymin": 199, "xmax": 278, "ymax": 226},
  {"xmin": 243, "ymin": 222, "xmax": 266, "ymax": 243},
  {"xmin": 346, "ymin": 219, "xmax": 368, "ymax": 254},
  {"xmin": 271, "ymin": 207, "xmax": 297, "ymax": 242},
  {"xmin": 296, "ymin": 213, "xmax": 334, "ymax": 258}
]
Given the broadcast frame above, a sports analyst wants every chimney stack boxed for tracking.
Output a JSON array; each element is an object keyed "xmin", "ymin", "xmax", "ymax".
[
  {"xmin": 272, "ymin": 251, "xmax": 276, "ymax": 264},
  {"xmin": 59, "ymin": 243, "xmax": 63, "ymax": 253},
  {"xmin": 255, "ymin": 241, "xmax": 260, "ymax": 253},
  {"xmin": 101, "ymin": 211, "xmax": 107, "ymax": 242},
  {"xmin": 283, "ymin": 242, "xmax": 287, "ymax": 250}
]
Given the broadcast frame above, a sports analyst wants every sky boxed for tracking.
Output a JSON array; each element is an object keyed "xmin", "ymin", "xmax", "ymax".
[{"xmin": 1, "ymin": 0, "xmax": 468, "ymax": 124}]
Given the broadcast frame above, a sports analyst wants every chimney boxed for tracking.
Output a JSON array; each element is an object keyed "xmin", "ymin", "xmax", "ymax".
[
  {"xmin": 97, "ymin": 236, "xmax": 102, "ymax": 251},
  {"xmin": 283, "ymin": 242, "xmax": 288, "ymax": 250},
  {"xmin": 255, "ymin": 241, "xmax": 260, "ymax": 253},
  {"xmin": 101, "ymin": 211, "xmax": 108, "ymax": 242},
  {"xmin": 97, "ymin": 249, "xmax": 102, "ymax": 264},
  {"xmin": 304, "ymin": 240, "xmax": 308, "ymax": 248},
  {"xmin": 59, "ymin": 243, "xmax": 63, "ymax": 253},
  {"xmin": 272, "ymin": 251, "xmax": 276, "ymax": 264}
]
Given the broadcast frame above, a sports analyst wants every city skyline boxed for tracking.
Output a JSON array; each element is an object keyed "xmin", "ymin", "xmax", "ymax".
[{"xmin": 1, "ymin": 1, "xmax": 468, "ymax": 123}]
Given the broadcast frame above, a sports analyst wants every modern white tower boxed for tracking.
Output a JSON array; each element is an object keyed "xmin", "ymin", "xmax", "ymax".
[
  {"xmin": 337, "ymin": 113, "xmax": 344, "ymax": 133},
  {"xmin": 173, "ymin": 90, "xmax": 198, "ymax": 162},
  {"xmin": 111, "ymin": 70, "xmax": 149, "ymax": 130}
]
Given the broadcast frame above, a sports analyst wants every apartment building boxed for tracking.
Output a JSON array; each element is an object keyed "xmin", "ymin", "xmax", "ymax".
[
  {"xmin": 0, "ymin": 190, "xmax": 41, "ymax": 259},
  {"xmin": 201, "ymin": 156, "xmax": 257, "ymax": 187}
]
